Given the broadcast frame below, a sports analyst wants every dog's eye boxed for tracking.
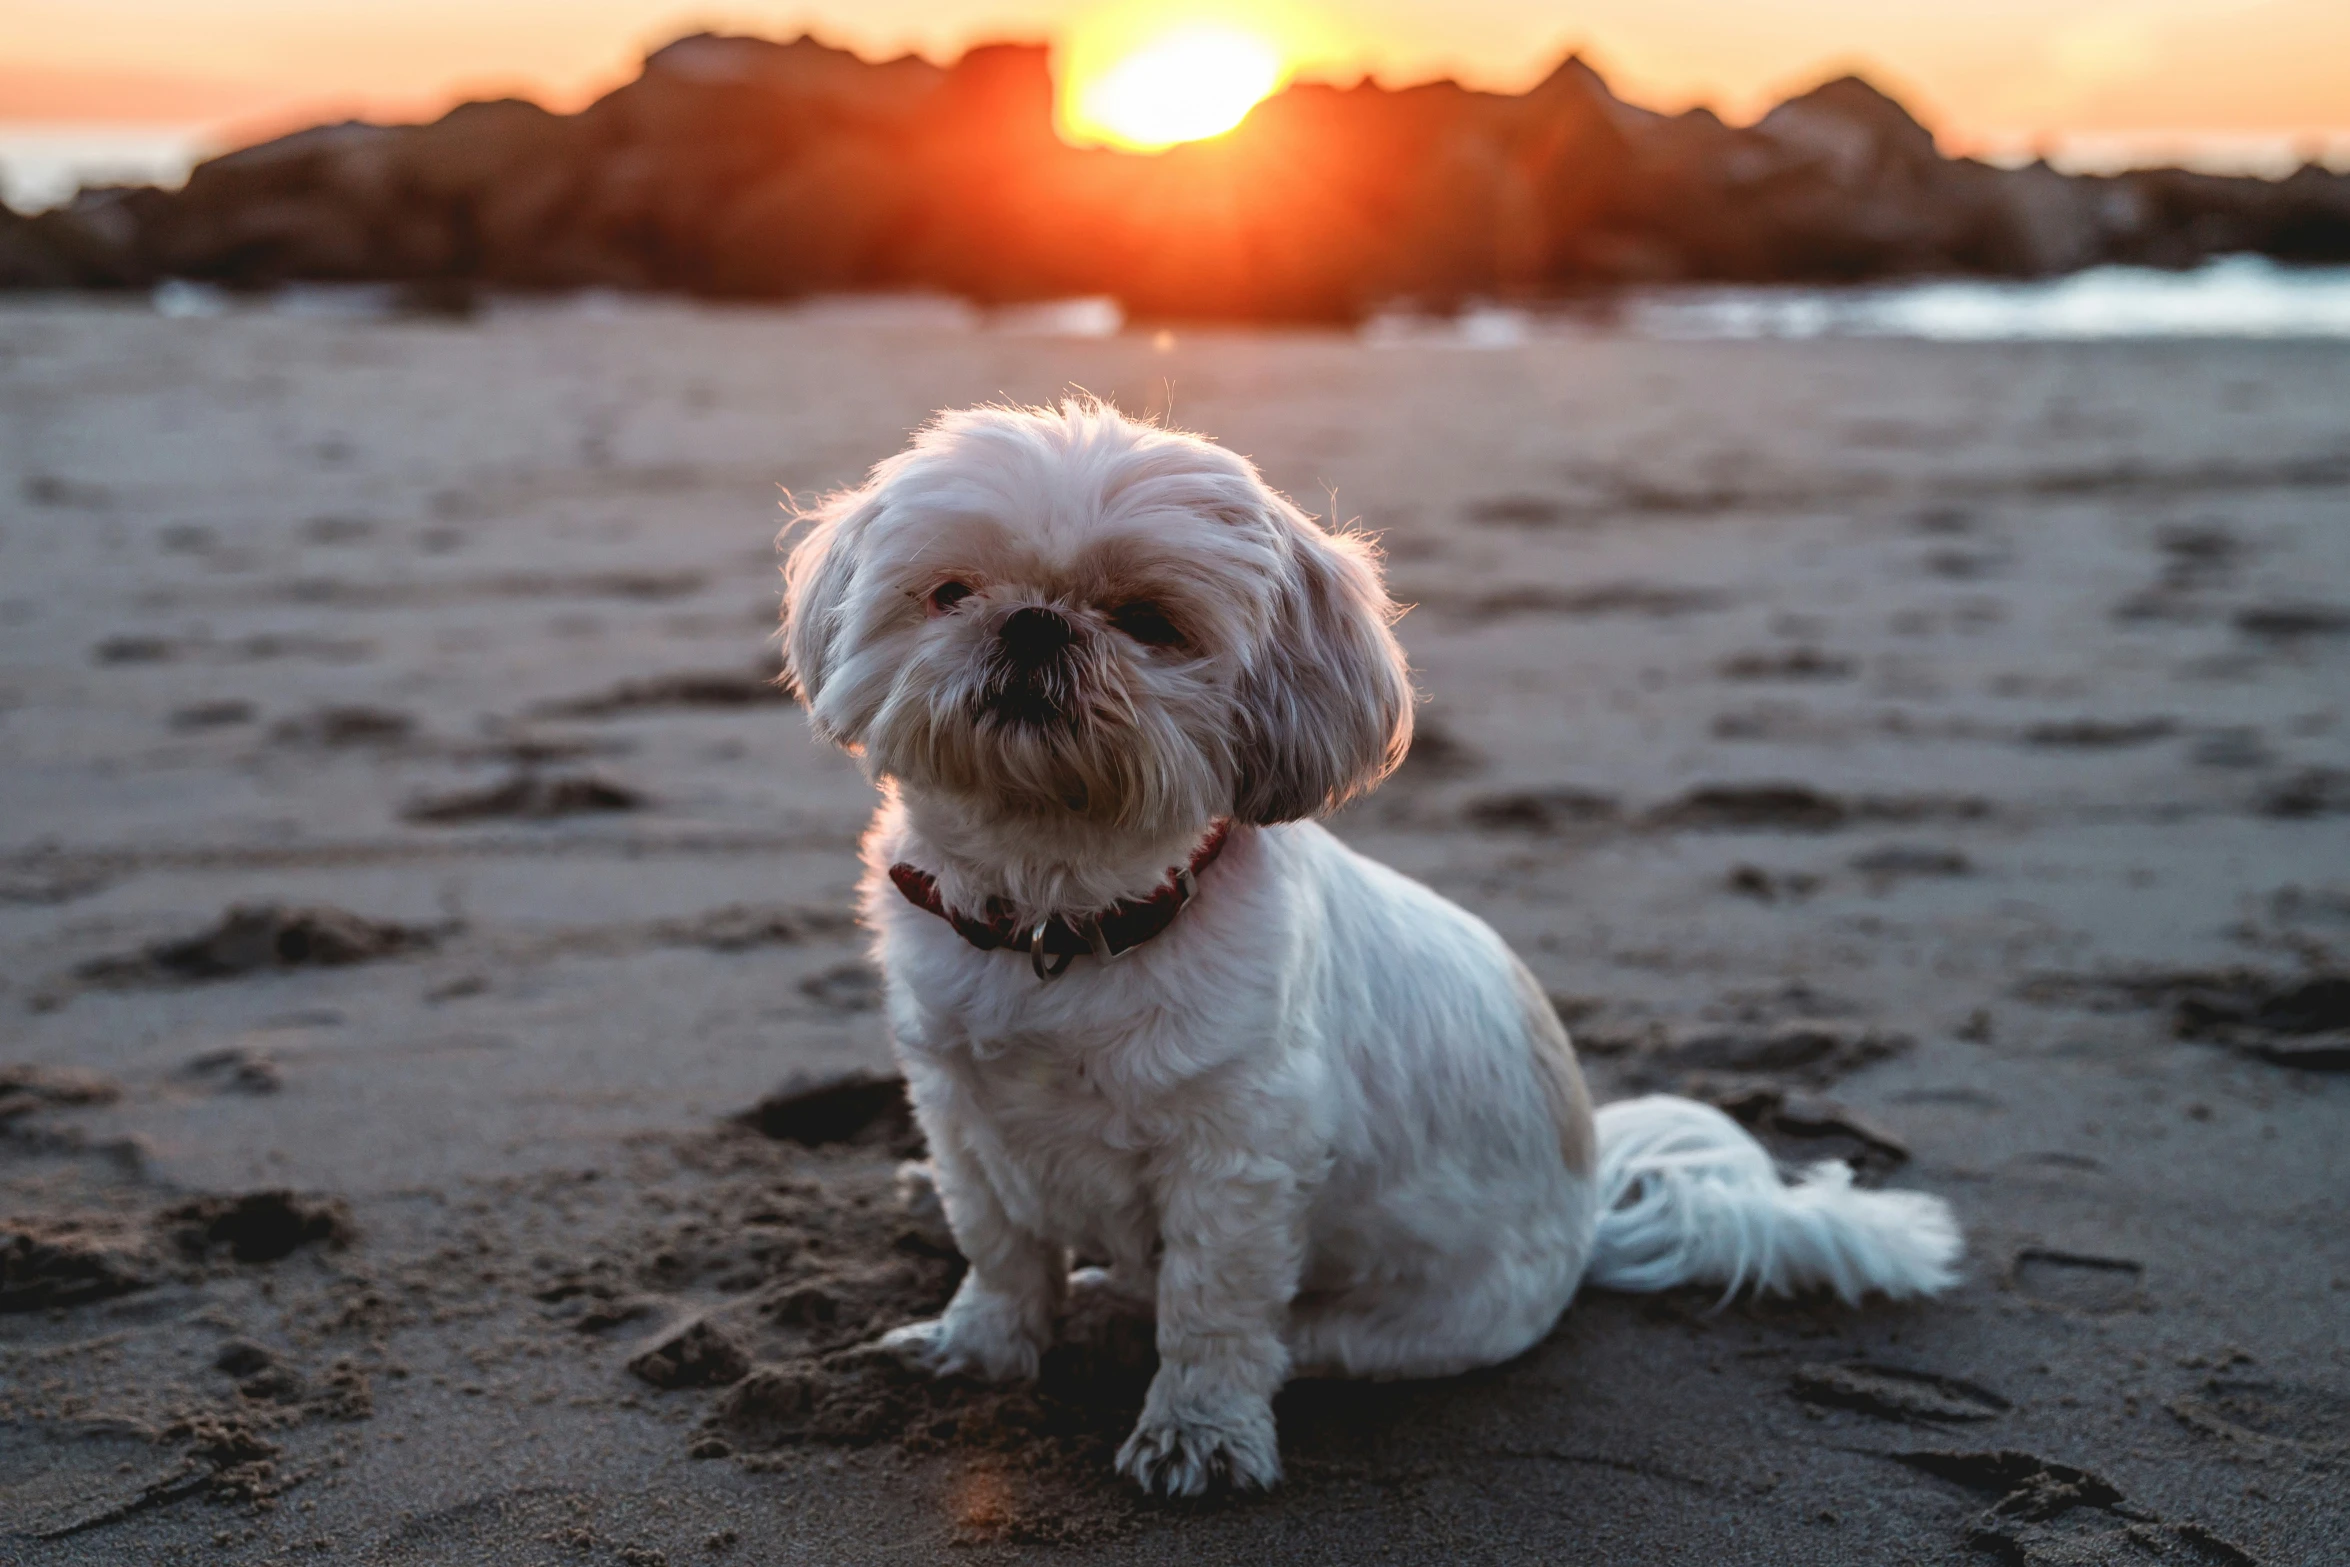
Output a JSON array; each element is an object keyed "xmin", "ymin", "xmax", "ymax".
[
  {"xmin": 927, "ymin": 581, "xmax": 974, "ymax": 615},
  {"xmin": 1109, "ymin": 600, "xmax": 1184, "ymax": 647}
]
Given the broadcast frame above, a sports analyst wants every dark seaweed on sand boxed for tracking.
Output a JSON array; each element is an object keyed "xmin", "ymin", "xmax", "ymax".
[
  {"xmin": 2031, "ymin": 967, "xmax": 2350, "ymax": 1070},
  {"xmin": 735, "ymin": 1071, "xmax": 919, "ymax": 1151},
  {"xmin": 402, "ymin": 772, "xmax": 646, "ymax": 823},
  {"xmin": 77, "ymin": 904, "xmax": 434, "ymax": 986},
  {"xmin": 4, "ymin": 1190, "xmax": 351, "ymax": 1313},
  {"xmin": 164, "ymin": 1191, "xmax": 354, "ymax": 1264},
  {"xmin": 537, "ymin": 667, "xmax": 792, "ymax": 718}
]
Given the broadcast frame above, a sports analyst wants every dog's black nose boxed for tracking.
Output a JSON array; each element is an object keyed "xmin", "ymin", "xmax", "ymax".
[{"xmin": 998, "ymin": 607, "xmax": 1075, "ymax": 667}]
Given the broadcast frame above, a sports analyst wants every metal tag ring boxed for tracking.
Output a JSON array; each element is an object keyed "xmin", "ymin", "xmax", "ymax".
[{"xmin": 1031, "ymin": 921, "xmax": 1075, "ymax": 981}]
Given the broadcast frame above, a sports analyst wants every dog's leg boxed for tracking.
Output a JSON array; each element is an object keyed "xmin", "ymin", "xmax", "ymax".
[
  {"xmin": 1115, "ymin": 1154, "xmax": 1301, "ymax": 1496},
  {"xmin": 878, "ymin": 1142, "xmax": 1064, "ymax": 1381},
  {"xmin": 1284, "ymin": 1249, "xmax": 1582, "ymax": 1381}
]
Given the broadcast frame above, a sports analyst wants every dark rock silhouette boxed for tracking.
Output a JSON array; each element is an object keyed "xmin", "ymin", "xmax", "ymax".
[{"xmin": 5, "ymin": 34, "xmax": 2347, "ymax": 318}]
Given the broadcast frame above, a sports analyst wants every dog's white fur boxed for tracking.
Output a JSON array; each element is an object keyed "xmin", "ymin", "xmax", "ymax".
[{"xmin": 782, "ymin": 400, "xmax": 1962, "ymax": 1496}]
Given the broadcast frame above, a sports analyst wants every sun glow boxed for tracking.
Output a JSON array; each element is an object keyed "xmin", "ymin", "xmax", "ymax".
[{"xmin": 1064, "ymin": 23, "xmax": 1286, "ymax": 151}]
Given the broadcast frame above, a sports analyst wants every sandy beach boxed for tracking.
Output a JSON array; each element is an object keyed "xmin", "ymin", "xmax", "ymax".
[{"xmin": 2, "ymin": 298, "xmax": 2346, "ymax": 1564}]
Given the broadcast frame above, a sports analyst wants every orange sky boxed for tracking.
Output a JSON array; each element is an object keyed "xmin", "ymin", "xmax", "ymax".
[{"xmin": 2, "ymin": 0, "xmax": 2346, "ymax": 161}]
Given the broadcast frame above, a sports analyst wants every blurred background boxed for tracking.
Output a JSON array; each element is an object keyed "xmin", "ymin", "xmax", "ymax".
[{"xmin": 4, "ymin": 0, "xmax": 2350, "ymax": 323}]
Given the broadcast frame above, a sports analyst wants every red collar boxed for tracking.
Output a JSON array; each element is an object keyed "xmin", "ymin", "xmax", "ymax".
[{"xmin": 888, "ymin": 821, "xmax": 1231, "ymax": 980}]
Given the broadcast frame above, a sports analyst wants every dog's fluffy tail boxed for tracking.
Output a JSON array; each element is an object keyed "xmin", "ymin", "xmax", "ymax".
[{"xmin": 1583, "ymin": 1095, "xmax": 1962, "ymax": 1304}]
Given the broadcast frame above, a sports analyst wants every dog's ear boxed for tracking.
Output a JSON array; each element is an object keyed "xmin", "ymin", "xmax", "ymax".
[
  {"xmin": 1231, "ymin": 509, "xmax": 1414, "ymax": 824},
  {"xmin": 779, "ymin": 488, "xmax": 880, "ymax": 744}
]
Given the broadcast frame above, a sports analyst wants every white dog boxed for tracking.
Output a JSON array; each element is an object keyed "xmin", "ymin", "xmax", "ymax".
[{"xmin": 781, "ymin": 400, "xmax": 1961, "ymax": 1496}]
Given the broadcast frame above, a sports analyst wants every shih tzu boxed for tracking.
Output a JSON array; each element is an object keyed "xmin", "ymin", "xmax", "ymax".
[{"xmin": 780, "ymin": 400, "xmax": 1961, "ymax": 1496}]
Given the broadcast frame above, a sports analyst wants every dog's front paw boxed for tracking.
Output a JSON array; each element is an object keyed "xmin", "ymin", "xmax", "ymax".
[
  {"xmin": 874, "ymin": 1306, "xmax": 1041, "ymax": 1382},
  {"xmin": 1115, "ymin": 1400, "xmax": 1282, "ymax": 1497}
]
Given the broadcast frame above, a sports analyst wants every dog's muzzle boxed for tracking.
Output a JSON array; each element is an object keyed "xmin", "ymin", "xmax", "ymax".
[{"xmin": 982, "ymin": 606, "xmax": 1080, "ymax": 726}]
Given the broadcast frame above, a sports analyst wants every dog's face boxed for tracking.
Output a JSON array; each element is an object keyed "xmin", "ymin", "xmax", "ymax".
[{"xmin": 783, "ymin": 401, "xmax": 1411, "ymax": 836}]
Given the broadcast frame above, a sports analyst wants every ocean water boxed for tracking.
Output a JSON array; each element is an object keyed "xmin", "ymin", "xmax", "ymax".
[
  {"xmin": 147, "ymin": 281, "xmax": 1139, "ymax": 338},
  {"xmin": 136, "ymin": 261, "xmax": 2350, "ymax": 343},
  {"xmin": 1366, "ymin": 258, "xmax": 2350, "ymax": 345},
  {"xmin": 1625, "ymin": 257, "xmax": 2350, "ymax": 341}
]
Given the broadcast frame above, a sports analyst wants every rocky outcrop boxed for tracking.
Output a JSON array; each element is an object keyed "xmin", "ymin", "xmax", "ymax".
[{"xmin": 6, "ymin": 34, "xmax": 2346, "ymax": 319}]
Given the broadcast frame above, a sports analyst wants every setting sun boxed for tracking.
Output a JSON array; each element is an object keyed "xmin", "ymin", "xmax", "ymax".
[{"xmin": 1065, "ymin": 24, "xmax": 1285, "ymax": 151}]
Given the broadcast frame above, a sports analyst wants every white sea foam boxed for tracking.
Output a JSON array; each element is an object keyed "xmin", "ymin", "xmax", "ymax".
[
  {"xmin": 1365, "ymin": 258, "xmax": 2350, "ymax": 346},
  {"xmin": 1627, "ymin": 257, "xmax": 2350, "ymax": 341}
]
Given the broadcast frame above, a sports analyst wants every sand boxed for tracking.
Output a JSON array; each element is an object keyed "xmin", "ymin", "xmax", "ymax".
[{"xmin": 1, "ymin": 296, "xmax": 2346, "ymax": 1565}]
